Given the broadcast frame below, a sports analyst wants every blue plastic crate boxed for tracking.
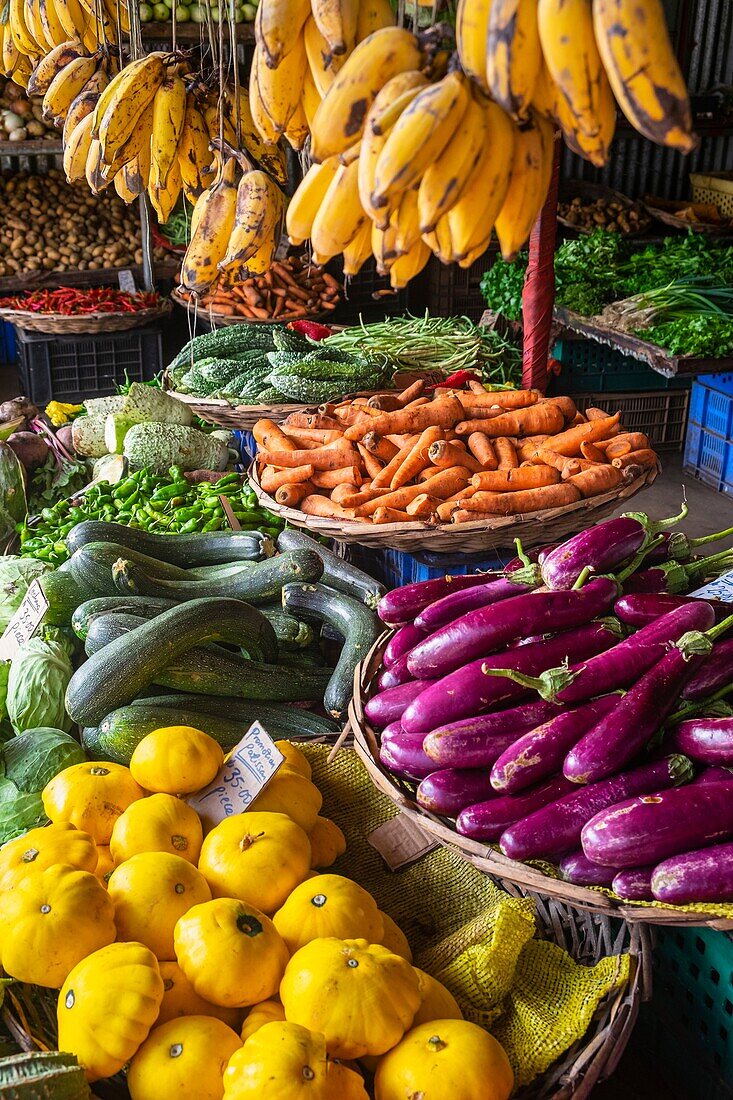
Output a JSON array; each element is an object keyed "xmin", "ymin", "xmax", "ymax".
[
  {"xmin": 343, "ymin": 544, "xmax": 514, "ymax": 590},
  {"xmin": 689, "ymin": 374, "xmax": 733, "ymax": 440},
  {"xmin": 0, "ymin": 321, "xmax": 16, "ymax": 365},
  {"xmin": 684, "ymin": 421, "xmax": 733, "ymax": 495}
]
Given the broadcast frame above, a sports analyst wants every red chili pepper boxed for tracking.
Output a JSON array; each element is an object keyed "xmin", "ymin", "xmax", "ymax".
[
  {"xmin": 426, "ymin": 369, "xmax": 483, "ymax": 392},
  {"xmin": 288, "ymin": 320, "xmax": 333, "ymax": 341}
]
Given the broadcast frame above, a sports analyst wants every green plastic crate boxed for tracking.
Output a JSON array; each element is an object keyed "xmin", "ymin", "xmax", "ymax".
[{"xmin": 549, "ymin": 337, "xmax": 691, "ymax": 393}]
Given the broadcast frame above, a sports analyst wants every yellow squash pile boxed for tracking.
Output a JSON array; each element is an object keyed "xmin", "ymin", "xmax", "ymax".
[
  {"xmin": 0, "ymin": 729, "xmax": 514, "ymax": 1099},
  {"xmin": 0, "ymin": 0, "xmax": 125, "ymax": 88}
]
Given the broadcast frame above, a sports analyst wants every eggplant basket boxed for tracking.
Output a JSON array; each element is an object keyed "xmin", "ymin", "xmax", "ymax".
[{"xmin": 350, "ymin": 636, "xmax": 733, "ymax": 931}]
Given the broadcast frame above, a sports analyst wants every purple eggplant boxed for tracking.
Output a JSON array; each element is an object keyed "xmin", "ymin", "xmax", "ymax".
[
  {"xmin": 644, "ymin": 523, "xmax": 733, "ymax": 565},
  {"xmin": 456, "ymin": 775, "xmax": 575, "ymax": 841},
  {"xmin": 401, "ymin": 620, "xmax": 621, "ymax": 736},
  {"xmin": 614, "ymin": 592, "xmax": 733, "ymax": 628},
  {"xmin": 417, "ymin": 768, "xmax": 496, "ymax": 816},
  {"xmin": 501, "ymin": 755, "xmax": 692, "ymax": 862},
  {"xmin": 682, "ymin": 637, "xmax": 733, "ymax": 701},
  {"xmin": 612, "ymin": 867, "xmax": 655, "ymax": 901},
  {"xmin": 408, "ymin": 577, "xmax": 619, "ymax": 681},
  {"xmin": 414, "ymin": 574, "xmax": 539, "ymax": 634},
  {"xmin": 491, "ymin": 695, "xmax": 621, "ymax": 794},
  {"xmin": 692, "ymin": 765, "xmax": 733, "ymax": 784},
  {"xmin": 559, "ymin": 850, "xmax": 617, "ymax": 887},
  {"xmin": 364, "ymin": 679, "xmax": 433, "ymax": 729},
  {"xmin": 651, "ymin": 841, "xmax": 733, "ymax": 904},
  {"xmin": 381, "ymin": 720, "xmax": 405, "ymax": 741},
  {"xmin": 669, "ymin": 717, "xmax": 733, "ymax": 765},
  {"xmin": 377, "ymin": 651, "xmax": 414, "ymax": 690},
  {"xmin": 505, "ymin": 542, "xmax": 559, "ymax": 573},
  {"xmin": 581, "ymin": 775, "xmax": 733, "ymax": 867},
  {"xmin": 623, "ymin": 548, "xmax": 733, "ymax": 595},
  {"xmin": 540, "ymin": 508, "xmax": 686, "ymax": 590},
  {"xmin": 377, "ymin": 572, "xmax": 507, "ymax": 625},
  {"xmin": 423, "ymin": 699, "xmax": 562, "ymax": 768},
  {"xmin": 563, "ymin": 616, "xmax": 733, "ymax": 785},
  {"xmin": 379, "ymin": 734, "xmax": 435, "ymax": 780},
  {"xmin": 384, "ymin": 623, "xmax": 428, "ymax": 667}
]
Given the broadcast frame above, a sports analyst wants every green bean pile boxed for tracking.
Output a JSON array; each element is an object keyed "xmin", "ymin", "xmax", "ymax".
[
  {"xmin": 322, "ymin": 311, "xmax": 522, "ymax": 386},
  {"xmin": 18, "ymin": 466, "xmax": 284, "ymax": 566}
]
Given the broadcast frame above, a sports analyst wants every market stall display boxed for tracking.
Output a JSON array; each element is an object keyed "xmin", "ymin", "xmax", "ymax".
[
  {"xmin": 0, "ymin": 287, "xmax": 170, "ymax": 333},
  {"xmin": 0, "ymin": 76, "xmax": 60, "ymax": 144},
  {"xmin": 557, "ymin": 182, "xmax": 651, "ymax": 237}
]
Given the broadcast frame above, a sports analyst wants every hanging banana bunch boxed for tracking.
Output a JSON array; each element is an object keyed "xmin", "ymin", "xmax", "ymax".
[{"xmin": 1, "ymin": 0, "xmax": 123, "ymax": 86}]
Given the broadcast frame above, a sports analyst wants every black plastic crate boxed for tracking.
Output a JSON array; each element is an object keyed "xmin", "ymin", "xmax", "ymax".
[
  {"xmin": 16, "ymin": 324, "xmax": 163, "ymax": 404},
  {"xmin": 329, "ymin": 257, "xmax": 412, "ymax": 325},
  {"xmin": 573, "ymin": 389, "xmax": 690, "ymax": 451},
  {"xmin": 426, "ymin": 247, "xmax": 497, "ymax": 322}
]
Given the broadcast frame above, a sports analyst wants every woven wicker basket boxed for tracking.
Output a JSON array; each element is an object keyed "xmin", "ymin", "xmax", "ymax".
[
  {"xmin": 0, "ymin": 302, "xmax": 171, "ymax": 334},
  {"xmin": 249, "ymin": 461, "xmax": 659, "ymax": 553},
  {"xmin": 163, "ymin": 381, "xmax": 310, "ymax": 429},
  {"xmin": 171, "ymin": 287, "xmax": 326, "ymax": 328},
  {"xmin": 350, "ymin": 635, "xmax": 733, "ymax": 931}
]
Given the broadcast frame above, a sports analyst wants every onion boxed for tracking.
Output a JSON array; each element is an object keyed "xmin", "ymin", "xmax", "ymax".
[
  {"xmin": 8, "ymin": 127, "xmax": 28, "ymax": 142},
  {"xmin": 2, "ymin": 111, "xmax": 23, "ymax": 131}
]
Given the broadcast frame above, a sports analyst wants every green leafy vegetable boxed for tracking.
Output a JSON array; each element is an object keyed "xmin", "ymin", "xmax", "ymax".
[
  {"xmin": 3, "ymin": 727, "xmax": 85, "ymax": 793},
  {"xmin": 6, "ymin": 638, "xmax": 73, "ymax": 734},
  {"xmin": 0, "ymin": 557, "xmax": 52, "ymax": 632},
  {"xmin": 0, "ymin": 778, "xmax": 48, "ymax": 844}
]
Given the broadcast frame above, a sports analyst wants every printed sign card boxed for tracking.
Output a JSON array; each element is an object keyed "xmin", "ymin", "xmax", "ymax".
[
  {"xmin": 0, "ymin": 579, "xmax": 49, "ymax": 660},
  {"xmin": 187, "ymin": 721, "xmax": 284, "ymax": 831}
]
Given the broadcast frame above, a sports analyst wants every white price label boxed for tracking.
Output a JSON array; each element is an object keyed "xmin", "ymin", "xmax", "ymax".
[
  {"xmin": 187, "ymin": 721, "xmax": 284, "ymax": 831},
  {"xmin": 0, "ymin": 579, "xmax": 48, "ymax": 661},
  {"xmin": 692, "ymin": 569, "xmax": 733, "ymax": 602},
  {"xmin": 118, "ymin": 269, "xmax": 137, "ymax": 294}
]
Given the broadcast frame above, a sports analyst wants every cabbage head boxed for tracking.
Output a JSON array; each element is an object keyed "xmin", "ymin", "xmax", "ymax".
[
  {"xmin": 0, "ymin": 777, "xmax": 48, "ymax": 845},
  {"xmin": 0, "ymin": 557, "xmax": 51, "ymax": 632},
  {"xmin": 3, "ymin": 727, "xmax": 85, "ymax": 793},
  {"xmin": 6, "ymin": 638, "xmax": 73, "ymax": 734}
]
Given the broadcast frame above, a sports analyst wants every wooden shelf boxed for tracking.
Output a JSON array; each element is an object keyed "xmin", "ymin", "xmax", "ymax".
[
  {"xmin": 140, "ymin": 21, "xmax": 254, "ymax": 40},
  {"xmin": 0, "ymin": 260, "xmax": 180, "ymax": 295},
  {"xmin": 0, "ymin": 139, "xmax": 62, "ymax": 155}
]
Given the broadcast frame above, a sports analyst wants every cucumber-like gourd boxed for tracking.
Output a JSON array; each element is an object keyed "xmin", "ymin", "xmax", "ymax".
[
  {"xmin": 67, "ymin": 542, "xmax": 194, "ymax": 597},
  {"xmin": 282, "ymin": 581, "xmax": 382, "ymax": 718},
  {"xmin": 84, "ymin": 613, "xmax": 330, "ymax": 701},
  {"xmin": 65, "ymin": 521, "xmax": 275, "ymax": 565},
  {"xmin": 65, "ymin": 598, "xmax": 278, "ymax": 727},
  {"xmin": 72, "ymin": 595, "xmax": 178, "ymax": 640},
  {"xmin": 113, "ymin": 548, "xmax": 324, "ymax": 604},
  {"xmin": 38, "ymin": 563, "xmax": 87, "ymax": 626},
  {"xmin": 129, "ymin": 692, "xmax": 339, "ymax": 732},
  {"xmin": 71, "ymin": 414, "xmax": 108, "ymax": 457},
  {"xmin": 123, "ymin": 422, "xmax": 228, "ymax": 472},
  {"xmin": 276, "ymin": 529, "xmax": 386, "ymax": 609}
]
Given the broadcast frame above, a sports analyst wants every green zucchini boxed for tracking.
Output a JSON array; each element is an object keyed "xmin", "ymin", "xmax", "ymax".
[
  {"xmin": 94, "ymin": 701, "xmax": 337, "ymax": 764},
  {"xmin": 72, "ymin": 596, "xmax": 178, "ymax": 641},
  {"xmin": 282, "ymin": 582, "xmax": 382, "ymax": 719},
  {"xmin": 65, "ymin": 598, "xmax": 279, "ymax": 728},
  {"xmin": 65, "ymin": 521, "xmax": 274, "ymax": 565},
  {"xmin": 39, "ymin": 563, "xmax": 87, "ymax": 627},
  {"xmin": 68, "ymin": 542, "xmax": 193, "ymax": 597},
  {"xmin": 113, "ymin": 548, "xmax": 323, "ymax": 604},
  {"xmin": 0, "ymin": 1052, "xmax": 90, "ymax": 1099},
  {"xmin": 276, "ymin": 529, "xmax": 385, "ymax": 609},
  {"xmin": 85, "ymin": 613, "xmax": 328, "ymax": 701}
]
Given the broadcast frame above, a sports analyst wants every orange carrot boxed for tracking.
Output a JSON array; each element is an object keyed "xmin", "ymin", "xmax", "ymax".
[
  {"xmin": 526, "ymin": 447, "xmax": 573, "ymax": 472},
  {"xmin": 356, "ymin": 466, "xmax": 471, "ymax": 517},
  {"xmin": 460, "ymin": 388, "xmax": 541, "ymax": 409},
  {"xmin": 467, "ymin": 380, "xmax": 487, "ymax": 394},
  {"xmin": 580, "ymin": 441, "xmax": 607, "ymax": 463},
  {"xmin": 457, "ymin": 482, "xmax": 582, "ymax": 515},
  {"xmin": 371, "ymin": 435, "xmax": 419, "ymax": 489},
  {"xmin": 451, "ymin": 508, "xmax": 498, "ymax": 524},
  {"xmin": 283, "ymin": 412, "xmax": 341, "ymax": 430},
  {"xmin": 547, "ymin": 412, "xmax": 621, "ymax": 456},
  {"xmin": 467, "ymin": 432, "xmax": 497, "ymax": 470},
  {"xmin": 299, "ymin": 495, "xmax": 356, "ymax": 519},
  {"xmin": 275, "ymin": 482, "xmax": 314, "ymax": 507},
  {"xmin": 281, "ymin": 427, "xmax": 343, "ymax": 445},
  {"xmin": 258, "ymin": 439, "xmax": 357, "ymax": 471},
  {"xmin": 494, "ymin": 437, "xmax": 518, "ymax": 470},
  {"xmin": 390, "ymin": 426, "xmax": 444, "ymax": 489},
  {"xmin": 455, "ymin": 402, "xmax": 565, "ymax": 439},
  {"xmin": 611, "ymin": 448, "xmax": 658, "ymax": 471},
  {"xmin": 454, "ymin": 404, "xmax": 506, "ymax": 421},
  {"xmin": 373, "ymin": 506, "xmax": 414, "ymax": 524},
  {"xmin": 311, "ymin": 465, "xmax": 362, "ymax": 489},
  {"xmin": 356, "ymin": 443, "xmax": 382, "ymax": 480},
  {"xmin": 470, "ymin": 466, "xmax": 561, "ymax": 492},
  {"xmin": 260, "ymin": 464, "xmax": 314, "ymax": 492},
  {"xmin": 404, "ymin": 396, "xmax": 432, "ymax": 409},
  {"xmin": 253, "ymin": 419, "xmax": 296, "ymax": 452},
  {"xmin": 335, "ymin": 403, "xmax": 384, "ymax": 428},
  {"xmin": 406, "ymin": 494, "xmax": 439, "ymax": 517},
  {"xmin": 566, "ymin": 465, "xmax": 624, "ymax": 497},
  {"xmin": 336, "ymin": 486, "xmax": 392, "ymax": 508},
  {"xmin": 436, "ymin": 488, "xmax": 475, "ymax": 521},
  {"xmin": 344, "ymin": 396, "xmax": 464, "ymax": 441},
  {"xmin": 427, "ymin": 439, "xmax": 482, "ymax": 473},
  {"xmin": 603, "ymin": 432, "xmax": 650, "ymax": 458},
  {"xmin": 362, "ymin": 432, "xmax": 399, "ymax": 463},
  {"xmin": 570, "ymin": 412, "xmax": 588, "ymax": 426},
  {"xmin": 396, "ymin": 379, "xmax": 425, "ymax": 405},
  {"xmin": 603, "ymin": 439, "xmax": 631, "ymax": 458},
  {"xmin": 542, "ymin": 395, "xmax": 577, "ymax": 422},
  {"xmin": 585, "ymin": 407, "xmax": 613, "ymax": 421},
  {"xmin": 367, "ymin": 393, "xmax": 402, "ymax": 412}
]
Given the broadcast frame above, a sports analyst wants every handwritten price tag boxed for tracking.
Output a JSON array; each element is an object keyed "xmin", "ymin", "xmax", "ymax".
[
  {"xmin": 692, "ymin": 570, "xmax": 733, "ymax": 602},
  {"xmin": 187, "ymin": 721, "xmax": 284, "ymax": 831},
  {"xmin": 0, "ymin": 579, "xmax": 49, "ymax": 661}
]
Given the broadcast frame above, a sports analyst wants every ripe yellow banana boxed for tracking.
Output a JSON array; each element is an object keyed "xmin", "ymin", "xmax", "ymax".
[
  {"xmin": 312, "ymin": 0, "xmax": 359, "ymax": 60},
  {"xmin": 114, "ymin": 158, "xmax": 141, "ymax": 203},
  {"xmin": 369, "ymin": 82, "xmax": 426, "ymax": 136},
  {"xmin": 63, "ymin": 111, "xmax": 95, "ymax": 181},
  {"xmin": 9, "ymin": 0, "xmax": 41, "ymax": 57},
  {"xmin": 149, "ymin": 157, "xmax": 182, "ymax": 224},
  {"xmin": 310, "ymin": 26, "xmax": 423, "ymax": 161},
  {"xmin": 538, "ymin": 0, "xmax": 611, "ymax": 144},
  {"xmin": 224, "ymin": 86, "xmax": 288, "ymax": 185},
  {"xmin": 593, "ymin": 0, "xmax": 695, "ymax": 151},
  {"xmin": 417, "ymin": 91, "xmax": 488, "ymax": 233},
  {"xmin": 101, "ymin": 100, "xmax": 153, "ymax": 179},
  {"xmin": 203, "ymin": 103, "xmax": 237, "ymax": 147},
  {"xmin": 486, "ymin": 0, "xmax": 541, "ymax": 119},
  {"xmin": 446, "ymin": 100, "xmax": 514, "ymax": 258},
  {"xmin": 148, "ymin": 71, "xmax": 187, "ymax": 193},
  {"xmin": 311, "ymin": 158, "xmax": 366, "ymax": 261},
  {"xmin": 371, "ymin": 71, "xmax": 470, "ymax": 214},
  {"xmin": 422, "ymin": 215, "xmax": 454, "ymax": 264},
  {"xmin": 12, "ymin": 54, "xmax": 34, "ymax": 88},
  {"xmin": 178, "ymin": 98, "xmax": 216, "ymax": 203},
  {"xmin": 94, "ymin": 53, "xmax": 165, "ymax": 158},
  {"xmin": 242, "ymin": 229, "xmax": 280, "ymax": 275},
  {"xmin": 286, "ymin": 156, "xmax": 340, "ymax": 245},
  {"xmin": 181, "ymin": 157, "xmax": 239, "ymax": 294},
  {"xmin": 303, "ymin": 16, "xmax": 347, "ymax": 98},
  {"xmin": 284, "ymin": 100, "xmax": 309, "ymax": 151},
  {"xmin": 38, "ymin": 0, "xmax": 72, "ymax": 48},
  {"xmin": 391, "ymin": 186, "xmax": 420, "ymax": 254},
  {"xmin": 455, "ymin": 0, "xmax": 491, "ymax": 94},
  {"xmin": 76, "ymin": 0, "xmax": 117, "ymax": 45},
  {"xmin": 357, "ymin": 70, "xmax": 427, "ymax": 224},
  {"xmin": 371, "ymin": 219, "xmax": 399, "ymax": 274},
  {"xmin": 27, "ymin": 40, "xmax": 85, "ymax": 97},
  {"xmin": 342, "ymin": 218, "xmax": 372, "ymax": 275},
  {"xmin": 355, "ymin": 0, "xmax": 394, "ymax": 42},
  {"xmin": 25, "ymin": 0, "xmax": 52, "ymax": 51},
  {"xmin": 63, "ymin": 70, "xmax": 109, "ymax": 141},
  {"xmin": 43, "ymin": 53, "xmax": 99, "ymax": 123},
  {"xmin": 255, "ymin": 0, "xmax": 311, "ymax": 69},
  {"xmin": 495, "ymin": 109, "xmax": 554, "ymax": 260},
  {"xmin": 253, "ymin": 33, "xmax": 307, "ymax": 138},
  {"xmin": 220, "ymin": 170, "xmax": 283, "ymax": 276},
  {"xmin": 389, "ymin": 237, "xmax": 430, "ymax": 288},
  {"xmin": 531, "ymin": 57, "xmax": 555, "ymax": 117},
  {"xmin": 545, "ymin": 32, "xmax": 615, "ymax": 165},
  {"xmin": 85, "ymin": 138, "xmax": 110, "ymax": 194},
  {"xmin": 1, "ymin": 26, "xmax": 20, "ymax": 77},
  {"xmin": 302, "ymin": 65, "xmax": 322, "ymax": 130}
]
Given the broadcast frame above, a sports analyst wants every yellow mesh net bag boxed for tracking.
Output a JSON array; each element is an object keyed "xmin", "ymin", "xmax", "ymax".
[{"xmin": 301, "ymin": 744, "xmax": 632, "ymax": 1088}]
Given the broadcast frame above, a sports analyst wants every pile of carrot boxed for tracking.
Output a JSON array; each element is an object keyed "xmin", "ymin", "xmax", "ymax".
[
  {"xmin": 252, "ymin": 381, "xmax": 660, "ymax": 525},
  {"xmin": 176, "ymin": 256, "xmax": 341, "ymax": 320}
]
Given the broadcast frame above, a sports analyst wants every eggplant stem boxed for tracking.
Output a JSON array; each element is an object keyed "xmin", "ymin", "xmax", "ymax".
[
  {"xmin": 686, "ymin": 548, "xmax": 733, "ymax": 579},
  {"xmin": 571, "ymin": 566, "xmax": 593, "ymax": 590},
  {"xmin": 513, "ymin": 537, "xmax": 531, "ymax": 569},
  {"xmin": 691, "ymin": 524, "xmax": 733, "ymax": 549},
  {"xmin": 706, "ymin": 612, "xmax": 733, "ymax": 643},
  {"xmin": 480, "ymin": 661, "xmax": 577, "ymax": 701},
  {"xmin": 626, "ymin": 501, "xmax": 689, "ymax": 534},
  {"xmin": 616, "ymin": 534, "xmax": 665, "ymax": 584}
]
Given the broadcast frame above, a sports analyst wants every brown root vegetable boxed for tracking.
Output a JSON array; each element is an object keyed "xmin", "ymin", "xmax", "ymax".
[
  {"xmin": 7, "ymin": 431, "xmax": 50, "ymax": 469},
  {"xmin": 55, "ymin": 425, "xmax": 75, "ymax": 453},
  {"xmin": 0, "ymin": 396, "xmax": 37, "ymax": 423}
]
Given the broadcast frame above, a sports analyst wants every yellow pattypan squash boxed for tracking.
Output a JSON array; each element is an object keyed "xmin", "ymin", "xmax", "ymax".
[
  {"xmin": 198, "ymin": 811, "xmax": 311, "ymax": 914},
  {"xmin": 273, "ymin": 874, "xmax": 383, "ymax": 955},
  {"xmin": 325, "ymin": 1062, "xmax": 370, "ymax": 1100},
  {"xmin": 377, "ymin": 912, "xmax": 412, "ymax": 962},
  {"xmin": 0, "ymin": 822, "xmax": 97, "ymax": 890},
  {"xmin": 240, "ymin": 1000, "xmax": 286, "ymax": 1043},
  {"xmin": 308, "ymin": 817, "xmax": 346, "ymax": 869},
  {"xmin": 108, "ymin": 851, "xmax": 212, "ymax": 961},
  {"xmin": 174, "ymin": 897, "xmax": 289, "ymax": 1009},
  {"xmin": 128, "ymin": 1015, "xmax": 241, "ymax": 1100},
  {"xmin": 157, "ymin": 961, "xmax": 243, "ymax": 1029},
  {"xmin": 375, "ymin": 1020, "xmax": 514, "ymax": 1100},
  {"xmin": 57, "ymin": 941, "xmax": 164, "ymax": 1082},
  {"xmin": 94, "ymin": 845, "xmax": 115, "ymax": 885},
  {"xmin": 130, "ymin": 726, "xmax": 224, "ymax": 795},
  {"xmin": 277, "ymin": 742, "xmax": 312, "ymax": 779},
  {"xmin": 223, "ymin": 1021, "xmax": 329, "ymax": 1100},
  {"xmin": 248, "ymin": 767, "xmax": 322, "ymax": 832},
  {"xmin": 110, "ymin": 792, "xmax": 204, "ymax": 865},
  {"xmin": 412, "ymin": 969, "xmax": 463, "ymax": 1027},
  {"xmin": 43, "ymin": 762, "xmax": 145, "ymax": 844},
  {"xmin": 280, "ymin": 938, "xmax": 421, "ymax": 1059},
  {"xmin": 0, "ymin": 863, "xmax": 115, "ymax": 988}
]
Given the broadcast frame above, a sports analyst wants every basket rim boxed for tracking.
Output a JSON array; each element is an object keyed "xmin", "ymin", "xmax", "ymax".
[
  {"xmin": 170, "ymin": 286, "xmax": 327, "ymax": 326},
  {"xmin": 349, "ymin": 633, "xmax": 733, "ymax": 931},
  {"xmin": 0, "ymin": 301, "xmax": 172, "ymax": 332}
]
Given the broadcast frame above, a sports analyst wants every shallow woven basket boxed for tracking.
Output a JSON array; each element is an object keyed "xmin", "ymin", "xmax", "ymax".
[
  {"xmin": 163, "ymin": 380, "xmax": 310, "ymax": 429},
  {"xmin": 249, "ymin": 461, "xmax": 659, "ymax": 553},
  {"xmin": 350, "ymin": 635, "xmax": 733, "ymax": 931},
  {"xmin": 0, "ymin": 302, "xmax": 171, "ymax": 334},
  {"xmin": 171, "ymin": 287, "xmax": 326, "ymax": 329}
]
